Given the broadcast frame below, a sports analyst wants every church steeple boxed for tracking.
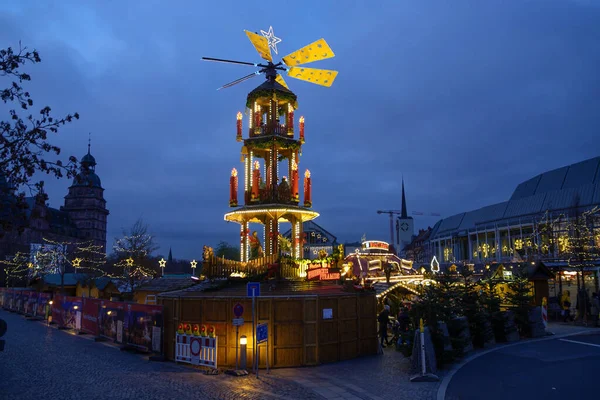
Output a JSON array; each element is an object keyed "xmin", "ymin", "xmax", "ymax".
[{"xmin": 401, "ymin": 176, "xmax": 408, "ymax": 219}]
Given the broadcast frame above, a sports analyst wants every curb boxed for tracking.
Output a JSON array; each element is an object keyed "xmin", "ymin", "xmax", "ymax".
[{"xmin": 436, "ymin": 328, "xmax": 596, "ymax": 400}]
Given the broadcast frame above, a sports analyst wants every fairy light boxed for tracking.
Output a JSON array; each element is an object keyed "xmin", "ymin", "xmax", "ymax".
[{"xmin": 295, "ymin": 221, "xmax": 300, "ymax": 258}]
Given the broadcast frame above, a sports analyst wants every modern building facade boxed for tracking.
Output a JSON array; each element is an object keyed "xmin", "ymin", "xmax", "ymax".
[{"xmin": 425, "ymin": 156, "xmax": 600, "ymax": 266}]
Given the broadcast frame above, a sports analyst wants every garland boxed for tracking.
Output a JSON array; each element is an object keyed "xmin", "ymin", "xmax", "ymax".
[
  {"xmin": 246, "ymin": 89, "xmax": 298, "ymax": 109},
  {"xmin": 247, "ymin": 138, "xmax": 302, "ymax": 151}
]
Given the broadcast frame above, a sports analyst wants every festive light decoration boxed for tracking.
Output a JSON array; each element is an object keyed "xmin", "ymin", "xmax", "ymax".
[
  {"xmin": 252, "ymin": 160, "xmax": 260, "ymax": 201},
  {"xmin": 230, "ymin": 168, "xmax": 238, "ymax": 207},
  {"xmin": 291, "ymin": 160, "xmax": 299, "ymax": 202},
  {"xmin": 430, "ymin": 256, "xmax": 440, "ymax": 273},
  {"xmin": 191, "ymin": 259, "xmax": 197, "ymax": 275},
  {"xmin": 287, "ymin": 103, "xmax": 294, "ymax": 135},
  {"xmin": 304, "ymin": 169, "xmax": 312, "ymax": 207},
  {"xmin": 260, "ymin": 26, "xmax": 282, "ymax": 54},
  {"xmin": 236, "ymin": 111, "xmax": 243, "ymax": 141},
  {"xmin": 125, "ymin": 258, "xmax": 134, "ymax": 267},
  {"xmin": 299, "ymin": 116, "xmax": 305, "ymax": 143},
  {"xmin": 159, "ymin": 258, "xmax": 166, "ymax": 276}
]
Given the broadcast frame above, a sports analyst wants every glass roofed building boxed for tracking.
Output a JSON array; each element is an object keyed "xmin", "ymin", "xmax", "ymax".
[{"xmin": 425, "ymin": 156, "xmax": 600, "ymax": 267}]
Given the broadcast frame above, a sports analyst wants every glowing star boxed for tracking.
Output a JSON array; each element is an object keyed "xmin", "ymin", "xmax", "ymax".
[
  {"xmin": 72, "ymin": 258, "xmax": 82, "ymax": 268},
  {"xmin": 191, "ymin": 260, "xmax": 197, "ymax": 269},
  {"xmin": 260, "ymin": 26, "xmax": 282, "ymax": 54},
  {"xmin": 125, "ymin": 257, "xmax": 134, "ymax": 267},
  {"xmin": 430, "ymin": 256, "xmax": 440, "ymax": 273},
  {"xmin": 159, "ymin": 258, "xmax": 167, "ymax": 268}
]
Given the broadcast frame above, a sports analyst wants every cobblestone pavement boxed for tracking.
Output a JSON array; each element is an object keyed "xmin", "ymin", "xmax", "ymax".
[
  {"xmin": 0, "ymin": 310, "xmax": 321, "ymax": 400},
  {"xmin": 272, "ymin": 346, "xmax": 440, "ymax": 400}
]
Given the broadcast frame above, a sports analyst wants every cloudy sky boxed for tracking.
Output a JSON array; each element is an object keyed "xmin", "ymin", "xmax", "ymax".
[{"xmin": 1, "ymin": 0, "xmax": 599, "ymax": 260}]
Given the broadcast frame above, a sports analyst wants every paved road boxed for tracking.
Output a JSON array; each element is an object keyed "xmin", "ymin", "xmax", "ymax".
[
  {"xmin": 445, "ymin": 332, "xmax": 600, "ymax": 400},
  {"xmin": 0, "ymin": 310, "xmax": 320, "ymax": 400}
]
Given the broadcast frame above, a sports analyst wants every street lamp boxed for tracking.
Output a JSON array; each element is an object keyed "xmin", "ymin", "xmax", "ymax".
[{"xmin": 191, "ymin": 259, "xmax": 197, "ymax": 276}]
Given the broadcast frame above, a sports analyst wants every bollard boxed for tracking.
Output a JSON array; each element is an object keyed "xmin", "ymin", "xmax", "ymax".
[
  {"xmin": 410, "ymin": 318, "xmax": 439, "ymax": 382},
  {"xmin": 240, "ymin": 335, "xmax": 247, "ymax": 370}
]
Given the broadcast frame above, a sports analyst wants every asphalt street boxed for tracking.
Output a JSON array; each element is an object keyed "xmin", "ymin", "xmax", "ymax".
[{"xmin": 445, "ymin": 332, "xmax": 600, "ymax": 400}]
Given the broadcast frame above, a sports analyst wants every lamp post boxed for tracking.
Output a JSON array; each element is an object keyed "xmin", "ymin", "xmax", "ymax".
[
  {"xmin": 47, "ymin": 300, "xmax": 53, "ymax": 325},
  {"xmin": 159, "ymin": 258, "xmax": 166, "ymax": 276},
  {"xmin": 240, "ymin": 335, "xmax": 247, "ymax": 370},
  {"xmin": 191, "ymin": 260, "xmax": 197, "ymax": 276}
]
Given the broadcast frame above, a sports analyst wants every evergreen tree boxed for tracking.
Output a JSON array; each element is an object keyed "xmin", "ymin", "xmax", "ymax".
[{"xmin": 504, "ymin": 264, "xmax": 533, "ymax": 336}]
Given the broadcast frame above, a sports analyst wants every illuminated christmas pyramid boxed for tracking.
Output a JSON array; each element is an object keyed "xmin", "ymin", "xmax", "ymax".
[{"xmin": 204, "ymin": 27, "xmax": 338, "ymax": 262}]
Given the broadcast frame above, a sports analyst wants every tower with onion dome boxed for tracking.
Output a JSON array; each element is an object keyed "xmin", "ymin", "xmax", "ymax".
[{"xmin": 61, "ymin": 142, "xmax": 109, "ymax": 252}]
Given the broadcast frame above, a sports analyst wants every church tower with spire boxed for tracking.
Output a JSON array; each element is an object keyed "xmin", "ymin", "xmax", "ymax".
[
  {"xmin": 61, "ymin": 140, "xmax": 109, "ymax": 252},
  {"xmin": 396, "ymin": 177, "xmax": 414, "ymax": 256}
]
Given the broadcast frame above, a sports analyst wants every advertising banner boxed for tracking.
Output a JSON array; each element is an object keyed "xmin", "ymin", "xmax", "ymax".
[
  {"xmin": 35, "ymin": 293, "xmax": 51, "ymax": 319},
  {"xmin": 51, "ymin": 295, "xmax": 83, "ymax": 329},
  {"xmin": 26, "ymin": 291, "xmax": 39, "ymax": 316},
  {"xmin": 98, "ymin": 300, "xmax": 125, "ymax": 342},
  {"xmin": 21, "ymin": 291, "xmax": 30, "ymax": 315},
  {"xmin": 5, "ymin": 289, "xmax": 15, "ymax": 310},
  {"xmin": 123, "ymin": 303, "xmax": 163, "ymax": 352},
  {"xmin": 15, "ymin": 290, "xmax": 23, "ymax": 313},
  {"xmin": 81, "ymin": 297, "xmax": 101, "ymax": 336}
]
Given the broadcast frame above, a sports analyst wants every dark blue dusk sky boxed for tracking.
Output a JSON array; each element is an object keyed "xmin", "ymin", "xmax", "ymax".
[{"xmin": 1, "ymin": 1, "xmax": 599, "ymax": 260}]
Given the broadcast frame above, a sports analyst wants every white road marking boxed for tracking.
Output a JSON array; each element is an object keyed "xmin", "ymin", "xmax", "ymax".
[{"xmin": 559, "ymin": 338, "xmax": 600, "ymax": 348}]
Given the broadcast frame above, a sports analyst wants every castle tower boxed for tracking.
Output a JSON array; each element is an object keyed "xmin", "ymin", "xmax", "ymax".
[
  {"xmin": 396, "ymin": 177, "xmax": 414, "ymax": 255},
  {"xmin": 62, "ymin": 142, "xmax": 109, "ymax": 252},
  {"xmin": 225, "ymin": 77, "xmax": 319, "ymax": 262}
]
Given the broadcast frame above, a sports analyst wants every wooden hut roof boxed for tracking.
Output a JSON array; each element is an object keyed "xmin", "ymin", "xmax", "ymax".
[{"xmin": 158, "ymin": 280, "xmax": 356, "ymax": 299}]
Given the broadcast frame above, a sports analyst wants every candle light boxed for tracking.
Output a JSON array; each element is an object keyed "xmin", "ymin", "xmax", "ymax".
[
  {"xmin": 230, "ymin": 168, "xmax": 238, "ymax": 207},
  {"xmin": 304, "ymin": 169, "xmax": 311, "ymax": 207},
  {"xmin": 236, "ymin": 111, "xmax": 243, "ymax": 142},
  {"xmin": 252, "ymin": 160, "xmax": 260, "ymax": 202},
  {"xmin": 291, "ymin": 160, "xmax": 299, "ymax": 202},
  {"xmin": 299, "ymin": 116, "xmax": 305, "ymax": 143}
]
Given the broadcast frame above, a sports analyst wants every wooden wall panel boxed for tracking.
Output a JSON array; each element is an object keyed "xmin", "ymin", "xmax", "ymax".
[
  {"xmin": 274, "ymin": 348, "xmax": 303, "ymax": 367},
  {"xmin": 274, "ymin": 323, "xmax": 303, "ymax": 346},
  {"xmin": 158, "ymin": 292, "xmax": 378, "ymax": 367}
]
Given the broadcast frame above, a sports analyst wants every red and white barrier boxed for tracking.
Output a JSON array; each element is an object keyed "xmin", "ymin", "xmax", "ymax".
[
  {"xmin": 542, "ymin": 297, "xmax": 548, "ymax": 330},
  {"xmin": 176, "ymin": 334, "xmax": 217, "ymax": 369},
  {"xmin": 176, "ymin": 334, "xmax": 191, "ymax": 363}
]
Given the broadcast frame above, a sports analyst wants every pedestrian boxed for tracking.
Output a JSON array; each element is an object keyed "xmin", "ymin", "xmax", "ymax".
[
  {"xmin": 397, "ymin": 307, "xmax": 410, "ymax": 332},
  {"xmin": 378, "ymin": 305, "xmax": 391, "ymax": 347},
  {"xmin": 591, "ymin": 292, "xmax": 600, "ymax": 328},
  {"xmin": 384, "ymin": 262, "xmax": 392, "ymax": 284},
  {"xmin": 561, "ymin": 290, "xmax": 572, "ymax": 322}
]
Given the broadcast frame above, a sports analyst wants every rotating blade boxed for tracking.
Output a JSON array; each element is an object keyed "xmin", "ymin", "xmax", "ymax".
[
  {"xmin": 282, "ymin": 38, "xmax": 335, "ymax": 66},
  {"xmin": 287, "ymin": 67, "xmax": 338, "ymax": 88},
  {"xmin": 202, "ymin": 57, "xmax": 258, "ymax": 67},
  {"xmin": 244, "ymin": 30, "xmax": 272, "ymax": 62},
  {"xmin": 275, "ymin": 74, "xmax": 289, "ymax": 89},
  {"xmin": 217, "ymin": 71, "xmax": 260, "ymax": 90}
]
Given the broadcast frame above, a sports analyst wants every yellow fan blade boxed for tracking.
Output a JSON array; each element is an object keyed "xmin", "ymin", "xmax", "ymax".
[
  {"xmin": 287, "ymin": 67, "xmax": 338, "ymax": 87},
  {"xmin": 275, "ymin": 74, "xmax": 289, "ymax": 89},
  {"xmin": 244, "ymin": 30, "xmax": 272, "ymax": 62},
  {"xmin": 282, "ymin": 38, "xmax": 335, "ymax": 66}
]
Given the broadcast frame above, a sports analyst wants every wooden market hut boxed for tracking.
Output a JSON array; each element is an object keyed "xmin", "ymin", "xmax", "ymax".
[
  {"xmin": 133, "ymin": 274, "xmax": 200, "ymax": 304},
  {"xmin": 158, "ymin": 280, "xmax": 378, "ymax": 368},
  {"xmin": 488, "ymin": 262, "xmax": 554, "ymax": 306}
]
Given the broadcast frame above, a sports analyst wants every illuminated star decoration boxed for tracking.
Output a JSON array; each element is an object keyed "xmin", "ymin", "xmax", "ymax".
[
  {"xmin": 159, "ymin": 258, "xmax": 167, "ymax": 268},
  {"xmin": 260, "ymin": 26, "xmax": 282, "ymax": 54},
  {"xmin": 190, "ymin": 260, "xmax": 197, "ymax": 269},
  {"xmin": 72, "ymin": 258, "xmax": 82, "ymax": 268},
  {"xmin": 125, "ymin": 257, "xmax": 134, "ymax": 267}
]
